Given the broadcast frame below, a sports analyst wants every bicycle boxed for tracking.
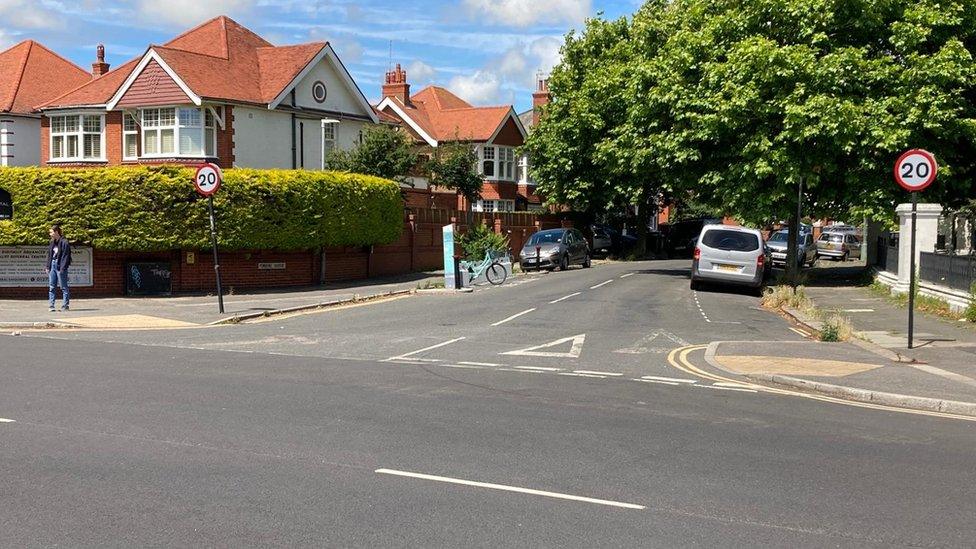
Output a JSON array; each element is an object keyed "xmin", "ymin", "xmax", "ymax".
[{"xmin": 460, "ymin": 250, "xmax": 509, "ymax": 286}]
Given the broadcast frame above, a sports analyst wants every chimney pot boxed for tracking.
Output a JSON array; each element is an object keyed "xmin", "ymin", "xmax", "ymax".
[{"xmin": 91, "ymin": 43, "xmax": 110, "ymax": 78}]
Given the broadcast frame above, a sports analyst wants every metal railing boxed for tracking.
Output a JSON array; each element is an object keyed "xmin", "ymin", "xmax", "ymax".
[{"xmin": 919, "ymin": 252, "xmax": 975, "ymax": 292}]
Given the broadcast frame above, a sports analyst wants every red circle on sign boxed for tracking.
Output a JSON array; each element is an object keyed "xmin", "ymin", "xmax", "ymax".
[
  {"xmin": 194, "ymin": 163, "xmax": 222, "ymax": 196},
  {"xmin": 893, "ymin": 149, "xmax": 937, "ymax": 192}
]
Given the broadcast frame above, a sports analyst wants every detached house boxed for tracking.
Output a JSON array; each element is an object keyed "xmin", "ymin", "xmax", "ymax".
[
  {"xmin": 38, "ymin": 16, "xmax": 377, "ymax": 169},
  {"xmin": 0, "ymin": 40, "xmax": 91, "ymax": 166},
  {"xmin": 376, "ymin": 64, "xmax": 541, "ymax": 212}
]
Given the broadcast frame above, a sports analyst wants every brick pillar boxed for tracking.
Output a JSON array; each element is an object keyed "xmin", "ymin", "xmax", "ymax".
[{"xmin": 494, "ymin": 217, "xmax": 503, "ymax": 234}]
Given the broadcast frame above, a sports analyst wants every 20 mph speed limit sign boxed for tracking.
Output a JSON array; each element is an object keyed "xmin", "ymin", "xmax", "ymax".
[
  {"xmin": 194, "ymin": 163, "xmax": 222, "ymax": 196},
  {"xmin": 894, "ymin": 149, "xmax": 937, "ymax": 192}
]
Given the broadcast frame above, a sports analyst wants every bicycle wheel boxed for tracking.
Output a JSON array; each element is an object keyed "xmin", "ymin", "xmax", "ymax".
[{"xmin": 485, "ymin": 262, "xmax": 507, "ymax": 285}]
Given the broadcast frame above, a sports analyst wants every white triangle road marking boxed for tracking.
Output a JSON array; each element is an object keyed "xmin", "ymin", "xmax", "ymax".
[{"xmin": 501, "ymin": 334, "xmax": 586, "ymax": 358}]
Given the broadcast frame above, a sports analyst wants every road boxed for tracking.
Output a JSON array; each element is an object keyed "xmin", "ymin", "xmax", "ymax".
[{"xmin": 2, "ymin": 260, "xmax": 974, "ymax": 547}]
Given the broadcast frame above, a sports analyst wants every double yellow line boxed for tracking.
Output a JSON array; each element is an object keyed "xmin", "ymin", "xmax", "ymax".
[{"xmin": 667, "ymin": 345, "xmax": 976, "ymax": 422}]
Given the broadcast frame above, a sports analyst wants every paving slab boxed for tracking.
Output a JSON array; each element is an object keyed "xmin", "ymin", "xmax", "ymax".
[{"xmin": 0, "ymin": 272, "xmax": 441, "ymax": 328}]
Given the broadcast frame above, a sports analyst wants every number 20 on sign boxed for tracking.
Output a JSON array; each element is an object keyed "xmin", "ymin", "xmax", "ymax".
[
  {"xmin": 894, "ymin": 149, "xmax": 937, "ymax": 192},
  {"xmin": 194, "ymin": 163, "xmax": 222, "ymax": 196}
]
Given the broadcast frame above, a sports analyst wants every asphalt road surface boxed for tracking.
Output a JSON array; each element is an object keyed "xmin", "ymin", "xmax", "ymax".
[{"xmin": 2, "ymin": 260, "xmax": 974, "ymax": 547}]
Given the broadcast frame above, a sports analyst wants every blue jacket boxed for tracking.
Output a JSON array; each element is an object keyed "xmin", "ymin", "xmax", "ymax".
[{"xmin": 46, "ymin": 237, "xmax": 72, "ymax": 272}]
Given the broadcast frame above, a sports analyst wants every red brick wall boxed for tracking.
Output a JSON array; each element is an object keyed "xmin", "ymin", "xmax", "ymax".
[
  {"xmin": 0, "ymin": 207, "xmax": 554, "ymax": 298},
  {"xmin": 491, "ymin": 117, "xmax": 524, "ymax": 147},
  {"xmin": 116, "ymin": 60, "xmax": 192, "ymax": 107}
]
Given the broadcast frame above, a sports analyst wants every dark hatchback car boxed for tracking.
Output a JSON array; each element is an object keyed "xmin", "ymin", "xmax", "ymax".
[
  {"xmin": 519, "ymin": 228, "xmax": 591, "ymax": 271},
  {"xmin": 589, "ymin": 224, "xmax": 638, "ymax": 256},
  {"xmin": 665, "ymin": 218, "xmax": 723, "ymax": 258}
]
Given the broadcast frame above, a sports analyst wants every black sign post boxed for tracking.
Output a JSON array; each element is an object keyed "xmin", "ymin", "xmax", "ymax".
[
  {"xmin": 195, "ymin": 163, "xmax": 224, "ymax": 314},
  {"xmin": 893, "ymin": 149, "xmax": 937, "ymax": 350}
]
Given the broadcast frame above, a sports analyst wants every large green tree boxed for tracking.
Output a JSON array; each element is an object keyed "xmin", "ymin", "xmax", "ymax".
[{"xmin": 327, "ymin": 125, "xmax": 418, "ymax": 182}]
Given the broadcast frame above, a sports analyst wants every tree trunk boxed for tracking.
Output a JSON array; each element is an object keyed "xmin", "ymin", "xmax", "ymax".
[{"xmin": 786, "ymin": 213, "xmax": 800, "ymax": 286}]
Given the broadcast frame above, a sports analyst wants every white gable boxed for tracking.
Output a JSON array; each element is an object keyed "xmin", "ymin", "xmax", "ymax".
[{"xmin": 271, "ymin": 45, "xmax": 377, "ymax": 122}]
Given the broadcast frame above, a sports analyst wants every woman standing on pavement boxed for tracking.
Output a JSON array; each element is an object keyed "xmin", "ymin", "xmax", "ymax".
[{"xmin": 46, "ymin": 224, "xmax": 71, "ymax": 312}]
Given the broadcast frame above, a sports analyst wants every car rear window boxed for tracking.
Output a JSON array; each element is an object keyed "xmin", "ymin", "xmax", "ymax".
[{"xmin": 701, "ymin": 229, "xmax": 759, "ymax": 252}]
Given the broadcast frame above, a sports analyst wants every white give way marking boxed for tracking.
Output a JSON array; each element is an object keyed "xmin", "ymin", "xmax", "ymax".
[
  {"xmin": 501, "ymin": 334, "xmax": 586, "ymax": 358},
  {"xmin": 375, "ymin": 468, "xmax": 645, "ymax": 510},
  {"xmin": 614, "ymin": 330, "xmax": 689, "ymax": 354}
]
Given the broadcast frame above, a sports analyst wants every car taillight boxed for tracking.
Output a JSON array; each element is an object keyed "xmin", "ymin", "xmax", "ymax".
[
  {"xmin": 757, "ymin": 253, "xmax": 765, "ymax": 268},
  {"xmin": 693, "ymin": 247, "xmax": 701, "ymax": 260}
]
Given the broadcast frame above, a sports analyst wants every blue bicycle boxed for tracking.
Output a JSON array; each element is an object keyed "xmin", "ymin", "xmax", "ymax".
[{"xmin": 460, "ymin": 250, "xmax": 509, "ymax": 285}]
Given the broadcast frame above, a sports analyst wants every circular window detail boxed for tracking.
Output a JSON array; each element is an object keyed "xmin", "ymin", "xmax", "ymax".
[{"xmin": 311, "ymin": 81, "xmax": 327, "ymax": 103}]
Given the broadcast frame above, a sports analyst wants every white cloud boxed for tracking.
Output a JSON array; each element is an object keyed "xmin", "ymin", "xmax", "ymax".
[
  {"xmin": 528, "ymin": 36, "xmax": 562, "ymax": 73},
  {"xmin": 135, "ymin": 0, "xmax": 256, "ymax": 27},
  {"xmin": 461, "ymin": 0, "xmax": 591, "ymax": 27},
  {"xmin": 0, "ymin": 28, "xmax": 14, "ymax": 50},
  {"xmin": 407, "ymin": 60, "xmax": 437, "ymax": 84},
  {"xmin": 333, "ymin": 39, "xmax": 364, "ymax": 63},
  {"xmin": 448, "ymin": 70, "xmax": 502, "ymax": 105},
  {"xmin": 497, "ymin": 46, "xmax": 527, "ymax": 79},
  {"xmin": 0, "ymin": 0, "xmax": 66, "ymax": 29}
]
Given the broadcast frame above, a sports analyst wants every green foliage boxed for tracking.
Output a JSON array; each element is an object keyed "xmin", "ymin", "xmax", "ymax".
[
  {"xmin": 457, "ymin": 222, "xmax": 509, "ymax": 261},
  {"xmin": 428, "ymin": 142, "xmax": 482, "ymax": 204},
  {"xmin": 531, "ymin": 0, "xmax": 976, "ymax": 228},
  {"xmin": 0, "ymin": 166, "xmax": 402, "ymax": 251},
  {"xmin": 326, "ymin": 125, "xmax": 418, "ymax": 182}
]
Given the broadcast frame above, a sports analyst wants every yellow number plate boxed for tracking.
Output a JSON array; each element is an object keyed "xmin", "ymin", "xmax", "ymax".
[{"xmin": 717, "ymin": 264, "xmax": 739, "ymax": 272}]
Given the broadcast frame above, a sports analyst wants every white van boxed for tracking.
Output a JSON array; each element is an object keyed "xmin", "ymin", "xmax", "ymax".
[{"xmin": 690, "ymin": 225, "xmax": 769, "ymax": 295}]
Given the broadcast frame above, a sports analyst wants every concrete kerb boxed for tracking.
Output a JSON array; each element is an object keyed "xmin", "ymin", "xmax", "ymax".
[
  {"xmin": 779, "ymin": 305, "xmax": 918, "ymax": 364},
  {"xmin": 747, "ymin": 372, "xmax": 976, "ymax": 418},
  {"xmin": 704, "ymin": 340, "xmax": 976, "ymax": 418},
  {"xmin": 209, "ymin": 289, "xmax": 415, "ymax": 325},
  {"xmin": 1, "ymin": 321, "xmax": 75, "ymax": 330}
]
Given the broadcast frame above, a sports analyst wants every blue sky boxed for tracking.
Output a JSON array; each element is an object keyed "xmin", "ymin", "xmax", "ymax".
[{"xmin": 0, "ymin": 0, "xmax": 638, "ymax": 112}]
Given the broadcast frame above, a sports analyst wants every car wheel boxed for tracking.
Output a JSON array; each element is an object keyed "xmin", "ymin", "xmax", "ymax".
[
  {"xmin": 582, "ymin": 254, "xmax": 591, "ymax": 268},
  {"xmin": 841, "ymin": 252, "xmax": 849, "ymax": 262},
  {"xmin": 558, "ymin": 255, "xmax": 569, "ymax": 271}
]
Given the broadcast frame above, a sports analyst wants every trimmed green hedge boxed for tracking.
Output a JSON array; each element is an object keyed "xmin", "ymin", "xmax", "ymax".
[{"xmin": 0, "ymin": 166, "xmax": 402, "ymax": 251}]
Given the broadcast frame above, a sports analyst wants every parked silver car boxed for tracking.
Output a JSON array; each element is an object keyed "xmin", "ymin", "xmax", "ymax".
[
  {"xmin": 690, "ymin": 225, "xmax": 769, "ymax": 295},
  {"xmin": 519, "ymin": 228, "xmax": 591, "ymax": 271},
  {"xmin": 816, "ymin": 232, "xmax": 861, "ymax": 261},
  {"xmin": 766, "ymin": 230, "xmax": 816, "ymax": 268}
]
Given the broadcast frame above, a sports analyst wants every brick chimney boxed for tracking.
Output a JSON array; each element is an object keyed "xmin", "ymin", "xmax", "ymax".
[
  {"xmin": 531, "ymin": 76, "xmax": 550, "ymax": 127},
  {"xmin": 382, "ymin": 63, "xmax": 410, "ymax": 106},
  {"xmin": 91, "ymin": 44, "xmax": 110, "ymax": 78}
]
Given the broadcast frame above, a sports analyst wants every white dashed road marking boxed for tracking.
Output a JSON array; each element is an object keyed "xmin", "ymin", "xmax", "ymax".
[
  {"xmin": 515, "ymin": 366, "xmax": 562, "ymax": 372},
  {"xmin": 491, "ymin": 308, "xmax": 537, "ymax": 327},
  {"xmin": 620, "ymin": 273, "xmax": 635, "ymax": 278},
  {"xmin": 641, "ymin": 375, "xmax": 697, "ymax": 384},
  {"xmin": 574, "ymin": 370, "xmax": 623, "ymax": 377},
  {"xmin": 375, "ymin": 468, "xmax": 646, "ymax": 510},
  {"xmin": 458, "ymin": 361, "xmax": 502, "ymax": 367},
  {"xmin": 0, "ymin": 418, "xmax": 15, "ymax": 423},
  {"xmin": 549, "ymin": 292, "xmax": 581, "ymax": 304},
  {"xmin": 590, "ymin": 280, "xmax": 614, "ymax": 289},
  {"xmin": 693, "ymin": 291, "xmax": 711, "ymax": 323}
]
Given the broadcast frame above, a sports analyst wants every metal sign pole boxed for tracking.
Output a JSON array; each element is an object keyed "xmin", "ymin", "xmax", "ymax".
[
  {"xmin": 208, "ymin": 195, "xmax": 225, "ymax": 314},
  {"xmin": 908, "ymin": 191, "xmax": 917, "ymax": 349}
]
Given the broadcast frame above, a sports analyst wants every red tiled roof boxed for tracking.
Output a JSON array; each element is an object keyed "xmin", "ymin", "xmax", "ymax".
[
  {"xmin": 385, "ymin": 85, "xmax": 514, "ymax": 143},
  {"xmin": 0, "ymin": 40, "xmax": 90, "ymax": 113},
  {"xmin": 40, "ymin": 16, "xmax": 327, "ymax": 109}
]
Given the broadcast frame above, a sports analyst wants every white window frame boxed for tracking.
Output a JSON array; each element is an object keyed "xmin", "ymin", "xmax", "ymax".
[
  {"xmin": 122, "ymin": 112, "xmax": 139, "ymax": 161},
  {"xmin": 481, "ymin": 145, "xmax": 517, "ymax": 181},
  {"xmin": 48, "ymin": 112, "xmax": 106, "ymax": 162},
  {"xmin": 472, "ymin": 199, "xmax": 514, "ymax": 213},
  {"xmin": 140, "ymin": 106, "xmax": 216, "ymax": 159},
  {"xmin": 518, "ymin": 154, "xmax": 530, "ymax": 184},
  {"xmin": 481, "ymin": 145, "xmax": 496, "ymax": 177},
  {"xmin": 321, "ymin": 119, "xmax": 338, "ymax": 169}
]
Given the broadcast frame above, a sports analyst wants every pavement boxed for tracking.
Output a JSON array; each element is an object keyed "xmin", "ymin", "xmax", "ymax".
[
  {"xmin": 3, "ymin": 260, "xmax": 976, "ymax": 545},
  {"xmin": 0, "ymin": 271, "xmax": 443, "ymax": 328}
]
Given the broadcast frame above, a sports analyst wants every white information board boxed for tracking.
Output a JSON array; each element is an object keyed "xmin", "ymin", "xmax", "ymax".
[{"xmin": 0, "ymin": 246, "xmax": 94, "ymax": 287}]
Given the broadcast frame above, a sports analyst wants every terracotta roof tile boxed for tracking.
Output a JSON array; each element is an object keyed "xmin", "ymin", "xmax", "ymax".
[
  {"xmin": 385, "ymin": 85, "xmax": 513, "ymax": 143},
  {"xmin": 39, "ymin": 16, "xmax": 327, "ymax": 109},
  {"xmin": 0, "ymin": 40, "xmax": 90, "ymax": 113}
]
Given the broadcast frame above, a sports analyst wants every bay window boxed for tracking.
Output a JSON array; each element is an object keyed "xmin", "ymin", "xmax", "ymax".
[
  {"xmin": 472, "ymin": 199, "xmax": 515, "ymax": 213},
  {"xmin": 481, "ymin": 146, "xmax": 495, "ymax": 177},
  {"xmin": 518, "ymin": 154, "xmax": 530, "ymax": 184},
  {"xmin": 49, "ymin": 113, "xmax": 104, "ymax": 162},
  {"xmin": 478, "ymin": 145, "xmax": 517, "ymax": 180},
  {"xmin": 141, "ymin": 106, "xmax": 216, "ymax": 157}
]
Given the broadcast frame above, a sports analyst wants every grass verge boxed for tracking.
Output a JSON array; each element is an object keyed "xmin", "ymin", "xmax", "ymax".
[{"xmin": 761, "ymin": 285, "xmax": 856, "ymax": 342}]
